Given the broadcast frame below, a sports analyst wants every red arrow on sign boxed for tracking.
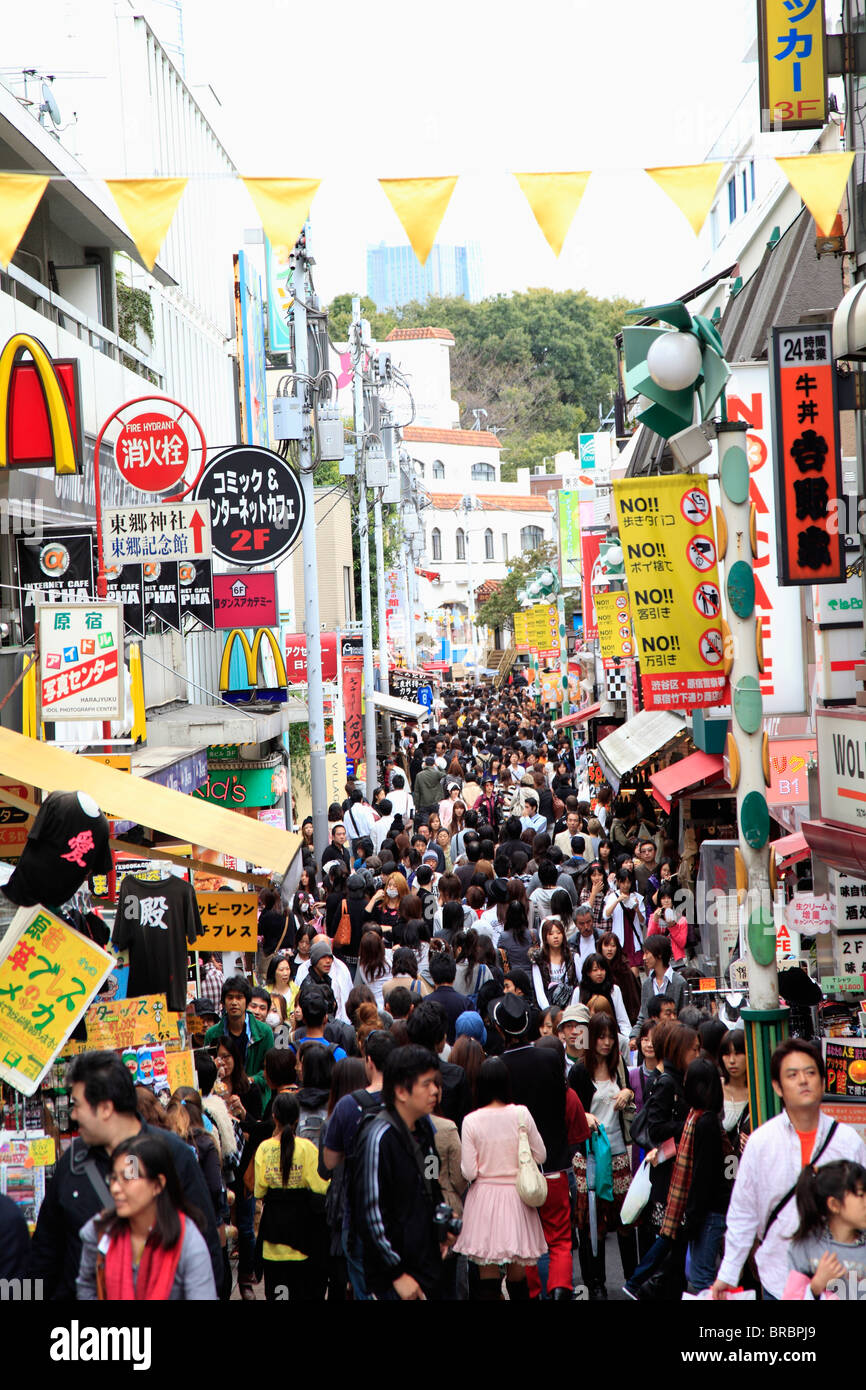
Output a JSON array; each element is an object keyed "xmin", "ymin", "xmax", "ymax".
[{"xmin": 189, "ymin": 509, "xmax": 206, "ymax": 553}]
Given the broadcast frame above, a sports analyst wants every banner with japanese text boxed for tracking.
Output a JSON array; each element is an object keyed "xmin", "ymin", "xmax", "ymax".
[
  {"xmin": 770, "ymin": 324, "xmax": 844, "ymax": 586},
  {"xmin": 757, "ymin": 0, "xmax": 827, "ymax": 131},
  {"xmin": 580, "ymin": 530, "xmax": 605, "ymax": 640},
  {"xmin": 594, "ymin": 590, "xmax": 635, "ymax": 660},
  {"xmin": 0, "ymin": 906, "xmax": 114, "ymax": 1095},
  {"xmin": 557, "ymin": 492, "xmax": 581, "ymax": 588},
  {"xmin": 513, "ymin": 610, "xmax": 530, "ymax": 652},
  {"xmin": 613, "ymin": 474, "xmax": 726, "ymax": 711},
  {"xmin": 38, "ymin": 601, "xmax": 123, "ymax": 721}
]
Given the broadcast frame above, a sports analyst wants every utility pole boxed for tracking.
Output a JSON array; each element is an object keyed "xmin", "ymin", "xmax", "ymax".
[
  {"xmin": 352, "ymin": 296, "xmax": 378, "ymax": 798},
  {"xmin": 292, "ymin": 239, "xmax": 328, "ymax": 862},
  {"xmin": 373, "ymin": 481, "xmax": 390, "ymax": 692}
]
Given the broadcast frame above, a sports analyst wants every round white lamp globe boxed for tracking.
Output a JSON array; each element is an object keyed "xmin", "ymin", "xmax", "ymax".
[{"xmin": 646, "ymin": 332, "xmax": 703, "ymax": 392}]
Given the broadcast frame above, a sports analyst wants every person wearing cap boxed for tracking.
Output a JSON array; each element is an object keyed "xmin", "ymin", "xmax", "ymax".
[
  {"xmin": 556, "ymin": 1003, "xmax": 591, "ymax": 1076},
  {"xmin": 454, "ymin": 1010, "xmax": 487, "ymax": 1047},
  {"xmin": 492, "ymin": 994, "xmax": 574, "ymax": 1300},
  {"xmin": 294, "ymin": 937, "xmax": 352, "ymax": 1024}
]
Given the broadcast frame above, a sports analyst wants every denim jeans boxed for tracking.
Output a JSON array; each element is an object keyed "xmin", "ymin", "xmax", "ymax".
[
  {"xmin": 625, "ymin": 1233, "xmax": 672, "ymax": 1291},
  {"xmin": 687, "ymin": 1211, "xmax": 726, "ymax": 1292},
  {"xmin": 234, "ymin": 1186, "xmax": 256, "ymax": 1283},
  {"xmin": 342, "ymin": 1226, "xmax": 369, "ymax": 1301}
]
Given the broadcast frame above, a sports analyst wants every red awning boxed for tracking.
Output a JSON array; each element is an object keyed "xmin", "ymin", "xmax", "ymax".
[
  {"xmin": 649, "ymin": 751, "xmax": 725, "ymax": 814},
  {"xmin": 803, "ymin": 819, "xmax": 866, "ymax": 876},
  {"xmin": 772, "ymin": 831, "xmax": 810, "ymax": 872},
  {"xmin": 553, "ymin": 702, "xmax": 602, "ymax": 730}
]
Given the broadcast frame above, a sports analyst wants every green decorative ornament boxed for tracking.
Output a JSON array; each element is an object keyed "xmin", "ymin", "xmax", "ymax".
[
  {"xmin": 727, "ymin": 561, "xmax": 755, "ymax": 620},
  {"xmin": 720, "ymin": 445, "xmax": 749, "ymax": 504},
  {"xmin": 747, "ymin": 904, "xmax": 777, "ymax": 966},
  {"xmin": 740, "ymin": 790, "xmax": 770, "ymax": 849},
  {"xmin": 733, "ymin": 675, "xmax": 762, "ymax": 734},
  {"xmin": 621, "ymin": 302, "xmax": 730, "ymax": 441}
]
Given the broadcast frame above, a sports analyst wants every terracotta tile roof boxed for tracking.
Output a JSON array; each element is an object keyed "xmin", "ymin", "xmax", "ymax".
[
  {"xmin": 474, "ymin": 579, "xmax": 502, "ymax": 602},
  {"xmin": 427, "ymin": 491, "xmax": 552, "ymax": 513},
  {"xmin": 403, "ymin": 426, "xmax": 503, "ymax": 448},
  {"xmin": 386, "ymin": 326, "xmax": 456, "ymax": 342}
]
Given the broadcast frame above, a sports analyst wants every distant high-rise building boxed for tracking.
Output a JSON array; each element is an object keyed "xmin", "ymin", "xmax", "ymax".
[{"xmin": 367, "ymin": 241, "xmax": 483, "ymax": 309}]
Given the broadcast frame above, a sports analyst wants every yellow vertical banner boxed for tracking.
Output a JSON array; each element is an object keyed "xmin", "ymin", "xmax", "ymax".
[
  {"xmin": 613, "ymin": 475, "xmax": 725, "ymax": 712},
  {"xmin": 757, "ymin": 0, "xmax": 827, "ymax": 131},
  {"xmin": 513, "ymin": 610, "xmax": 530, "ymax": 653},
  {"xmin": 594, "ymin": 590, "xmax": 634, "ymax": 659}
]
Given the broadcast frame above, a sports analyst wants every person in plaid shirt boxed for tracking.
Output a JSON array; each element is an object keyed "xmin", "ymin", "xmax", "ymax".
[{"xmin": 200, "ymin": 952, "xmax": 224, "ymax": 1011}]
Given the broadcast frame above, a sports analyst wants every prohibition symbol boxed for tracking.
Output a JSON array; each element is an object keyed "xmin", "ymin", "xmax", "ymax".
[
  {"xmin": 681, "ymin": 488, "xmax": 711, "ymax": 524},
  {"xmin": 614, "ymin": 595, "xmax": 628, "ymax": 609},
  {"xmin": 687, "ymin": 535, "xmax": 716, "ymax": 572},
  {"xmin": 693, "ymin": 581, "xmax": 721, "ymax": 618},
  {"xmin": 699, "ymin": 628, "xmax": 724, "ymax": 665}
]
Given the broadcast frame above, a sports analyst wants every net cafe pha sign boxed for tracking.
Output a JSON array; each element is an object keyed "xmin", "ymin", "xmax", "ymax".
[{"xmin": 817, "ymin": 710, "xmax": 866, "ymax": 829}]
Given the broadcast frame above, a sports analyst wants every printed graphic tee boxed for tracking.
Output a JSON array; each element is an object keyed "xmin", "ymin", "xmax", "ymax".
[
  {"xmin": 3, "ymin": 789, "xmax": 112, "ymax": 908},
  {"xmin": 113, "ymin": 874, "xmax": 203, "ymax": 1012}
]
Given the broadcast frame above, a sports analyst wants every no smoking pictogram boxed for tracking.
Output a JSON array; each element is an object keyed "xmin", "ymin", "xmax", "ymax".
[
  {"xmin": 681, "ymin": 488, "xmax": 711, "ymax": 525},
  {"xmin": 699, "ymin": 628, "xmax": 724, "ymax": 665},
  {"xmin": 687, "ymin": 536, "xmax": 716, "ymax": 572},
  {"xmin": 693, "ymin": 581, "xmax": 721, "ymax": 618}
]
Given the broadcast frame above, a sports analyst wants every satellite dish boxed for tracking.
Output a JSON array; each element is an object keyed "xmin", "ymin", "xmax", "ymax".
[{"xmin": 40, "ymin": 81, "xmax": 61, "ymax": 126}]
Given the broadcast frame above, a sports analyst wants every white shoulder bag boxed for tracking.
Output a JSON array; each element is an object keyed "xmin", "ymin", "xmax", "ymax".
[{"xmin": 515, "ymin": 1106, "xmax": 548, "ymax": 1208}]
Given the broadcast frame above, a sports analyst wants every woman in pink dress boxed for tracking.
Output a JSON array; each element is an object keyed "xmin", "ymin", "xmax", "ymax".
[{"xmin": 453, "ymin": 1057, "xmax": 547, "ymax": 1300}]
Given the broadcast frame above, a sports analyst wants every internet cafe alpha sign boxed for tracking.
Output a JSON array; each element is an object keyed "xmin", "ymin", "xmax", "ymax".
[{"xmin": 817, "ymin": 711, "xmax": 866, "ymax": 830}]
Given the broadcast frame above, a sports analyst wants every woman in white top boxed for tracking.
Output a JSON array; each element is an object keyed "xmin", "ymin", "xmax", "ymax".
[
  {"xmin": 576, "ymin": 953, "xmax": 632, "ymax": 1038},
  {"xmin": 354, "ymin": 928, "xmax": 392, "ymax": 1009},
  {"xmin": 602, "ymin": 869, "xmax": 646, "ymax": 973},
  {"xmin": 531, "ymin": 917, "xmax": 578, "ymax": 1009},
  {"xmin": 720, "ymin": 1027, "xmax": 750, "ymax": 1153}
]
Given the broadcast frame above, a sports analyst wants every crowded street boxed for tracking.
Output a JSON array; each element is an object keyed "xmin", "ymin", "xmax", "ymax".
[{"xmin": 0, "ymin": 0, "xmax": 860, "ymax": 1369}]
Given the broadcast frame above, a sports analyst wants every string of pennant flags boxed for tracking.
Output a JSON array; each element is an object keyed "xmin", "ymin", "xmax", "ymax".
[{"xmin": 0, "ymin": 152, "xmax": 856, "ymax": 273}]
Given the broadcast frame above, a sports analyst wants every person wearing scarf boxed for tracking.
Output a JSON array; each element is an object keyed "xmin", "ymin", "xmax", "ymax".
[{"xmin": 77, "ymin": 1132, "xmax": 217, "ymax": 1301}]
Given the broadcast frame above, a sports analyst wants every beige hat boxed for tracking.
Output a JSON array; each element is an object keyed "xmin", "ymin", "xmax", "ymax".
[{"xmin": 556, "ymin": 1003, "xmax": 590, "ymax": 1029}]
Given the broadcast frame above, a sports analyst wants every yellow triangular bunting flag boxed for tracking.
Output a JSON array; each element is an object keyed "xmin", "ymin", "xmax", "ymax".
[
  {"xmin": 0, "ymin": 174, "xmax": 49, "ymax": 267},
  {"xmin": 379, "ymin": 176, "xmax": 458, "ymax": 264},
  {"xmin": 242, "ymin": 178, "xmax": 321, "ymax": 252},
  {"xmin": 513, "ymin": 172, "xmax": 591, "ymax": 256},
  {"xmin": 775, "ymin": 152, "xmax": 854, "ymax": 236},
  {"xmin": 645, "ymin": 162, "xmax": 724, "ymax": 235},
  {"xmin": 106, "ymin": 178, "xmax": 188, "ymax": 270}
]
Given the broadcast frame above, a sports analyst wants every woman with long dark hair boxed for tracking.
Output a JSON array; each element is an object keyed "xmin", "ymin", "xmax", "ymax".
[
  {"xmin": 253, "ymin": 1092, "xmax": 330, "ymax": 1301},
  {"xmin": 577, "ymin": 952, "xmax": 632, "ymax": 1037},
  {"xmin": 355, "ymin": 928, "xmax": 392, "ymax": 1008},
  {"xmin": 531, "ymin": 916, "xmax": 578, "ymax": 1009},
  {"xmin": 581, "ymin": 861, "xmax": 608, "ymax": 929},
  {"xmin": 719, "ymin": 1028, "xmax": 751, "ymax": 1153},
  {"xmin": 77, "ymin": 1132, "xmax": 216, "ymax": 1299},
  {"xmin": 498, "ymin": 900, "xmax": 536, "ymax": 975},
  {"xmin": 598, "ymin": 930, "xmax": 641, "ymax": 1023},
  {"xmin": 569, "ymin": 1013, "xmax": 636, "ymax": 1298}
]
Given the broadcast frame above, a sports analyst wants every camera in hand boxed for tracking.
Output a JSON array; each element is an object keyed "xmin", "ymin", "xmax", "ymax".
[{"xmin": 432, "ymin": 1202, "xmax": 462, "ymax": 1238}]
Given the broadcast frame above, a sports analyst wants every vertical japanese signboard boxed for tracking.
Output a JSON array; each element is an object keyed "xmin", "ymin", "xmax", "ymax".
[
  {"xmin": 757, "ymin": 0, "xmax": 827, "ymax": 131},
  {"xmin": 594, "ymin": 590, "xmax": 635, "ymax": 660},
  {"xmin": 580, "ymin": 530, "xmax": 605, "ymax": 640},
  {"xmin": 770, "ymin": 325, "xmax": 844, "ymax": 586},
  {"xmin": 38, "ymin": 601, "xmax": 123, "ymax": 721},
  {"xmin": 613, "ymin": 475, "xmax": 726, "ymax": 711},
  {"xmin": 0, "ymin": 906, "xmax": 115, "ymax": 1095},
  {"xmin": 341, "ymin": 633, "xmax": 364, "ymax": 775},
  {"xmin": 557, "ymin": 492, "xmax": 582, "ymax": 588},
  {"xmin": 512, "ymin": 611, "xmax": 530, "ymax": 653},
  {"xmin": 17, "ymin": 531, "xmax": 94, "ymax": 643}
]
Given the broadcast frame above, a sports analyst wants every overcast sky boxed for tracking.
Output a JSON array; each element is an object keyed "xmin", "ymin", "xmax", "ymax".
[{"xmin": 174, "ymin": 0, "xmax": 758, "ymax": 306}]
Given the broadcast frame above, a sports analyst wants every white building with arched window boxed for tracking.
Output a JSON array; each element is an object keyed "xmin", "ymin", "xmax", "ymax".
[{"xmin": 385, "ymin": 326, "xmax": 556, "ymax": 666}]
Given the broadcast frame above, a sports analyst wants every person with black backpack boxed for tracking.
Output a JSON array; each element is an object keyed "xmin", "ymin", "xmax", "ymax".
[
  {"xmin": 322, "ymin": 1029, "xmax": 396, "ymax": 1299},
  {"xmin": 351, "ymin": 1045, "xmax": 455, "ymax": 1300},
  {"xmin": 253, "ymin": 1092, "xmax": 330, "ymax": 1301}
]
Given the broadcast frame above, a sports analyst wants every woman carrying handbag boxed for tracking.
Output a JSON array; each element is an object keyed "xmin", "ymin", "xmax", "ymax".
[
  {"xmin": 568, "ymin": 1013, "xmax": 636, "ymax": 1298},
  {"xmin": 453, "ymin": 1058, "xmax": 547, "ymax": 1301}
]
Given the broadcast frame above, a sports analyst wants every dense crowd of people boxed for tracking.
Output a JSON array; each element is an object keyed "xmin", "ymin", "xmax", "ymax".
[{"xmin": 8, "ymin": 683, "xmax": 866, "ymax": 1303}]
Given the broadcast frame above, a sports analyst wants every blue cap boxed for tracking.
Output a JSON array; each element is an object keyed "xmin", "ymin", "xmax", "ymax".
[{"xmin": 455, "ymin": 1010, "xmax": 487, "ymax": 1045}]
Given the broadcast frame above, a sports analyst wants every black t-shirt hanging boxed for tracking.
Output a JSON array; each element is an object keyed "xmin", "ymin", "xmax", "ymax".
[
  {"xmin": 113, "ymin": 874, "xmax": 203, "ymax": 1012},
  {"xmin": 3, "ymin": 789, "xmax": 112, "ymax": 908}
]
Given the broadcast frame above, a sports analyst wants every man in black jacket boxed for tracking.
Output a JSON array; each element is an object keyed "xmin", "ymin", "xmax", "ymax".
[
  {"xmin": 29, "ymin": 1050, "xmax": 223, "ymax": 1299},
  {"xmin": 354, "ymin": 1045, "xmax": 449, "ymax": 1299},
  {"xmin": 493, "ymin": 994, "xmax": 574, "ymax": 1301}
]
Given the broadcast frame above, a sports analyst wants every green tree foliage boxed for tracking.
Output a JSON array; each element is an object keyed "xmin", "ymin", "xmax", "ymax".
[
  {"xmin": 326, "ymin": 294, "xmax": 397, "ymax": 345},
  {"xmin": 325, "ymin": 287, "xmax": 639, "ymax": 476},
  {"xmin": 476, "ymin": 541, "xmax": 577, "ymax": 631}
]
